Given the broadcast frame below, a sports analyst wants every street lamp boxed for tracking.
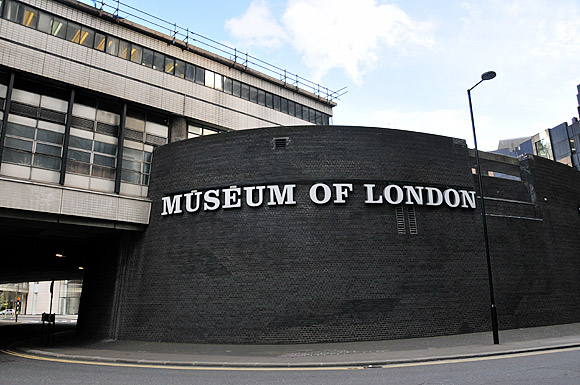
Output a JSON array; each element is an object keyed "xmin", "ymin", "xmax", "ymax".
[{"xmin": 468, "ymin": 70, "xmax": 500, "ymax": 345}]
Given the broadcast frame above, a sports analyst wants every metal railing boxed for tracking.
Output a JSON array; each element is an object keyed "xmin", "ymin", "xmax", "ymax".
[{"xmin": 87, "ymin": 0, "xmax": 347, "ymax": 103}]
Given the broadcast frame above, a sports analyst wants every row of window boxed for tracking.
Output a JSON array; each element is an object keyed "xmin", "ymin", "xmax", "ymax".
[{"xmin": 1, "ymin": 0, "xmax": 331, "ymax": 125}]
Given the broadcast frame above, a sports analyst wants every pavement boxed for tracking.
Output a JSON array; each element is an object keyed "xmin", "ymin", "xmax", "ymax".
[{"xmin": 6, "ymin": 322, "xmax": 580, "ymax": 368}]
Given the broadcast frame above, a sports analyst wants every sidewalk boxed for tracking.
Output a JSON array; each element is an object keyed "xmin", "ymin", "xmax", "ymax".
[{"xmin": 11, "ymin": 322, "xmax": 580, "ymax": 368}]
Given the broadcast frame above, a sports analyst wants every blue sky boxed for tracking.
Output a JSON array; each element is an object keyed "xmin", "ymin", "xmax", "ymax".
[{"xmin": 87, "ymin": 0, "xmax": 580, "ymax": 150}]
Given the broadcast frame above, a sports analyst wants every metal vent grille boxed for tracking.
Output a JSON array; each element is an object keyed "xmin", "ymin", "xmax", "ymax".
[
  {"xmin": 71, "ymin": 116, "xmax": 94, "ymax": 131},
  {"xmin": 396, "ymin": 206, "xmax": 406, "ymax": 234},
  {"xmin": 145, "ymin": 133, "xmax": 167, "ymax": 147},
  {"xmin": 40, "ymin": 109, "xmax": 67, "ymax": 124},
  {"xmin": 96, "ymin": 122, "xmax": 119, "ymax": 137},
  {"xmin": 407, "ymin": 205, "xmax": 418, "ymax": 234},
  {"xmin": 125, "ymin": 129, "xmax": 144, "ymax": 142},
  {"xmin": 273, "ymin": 137, "xmax": 289, "ymax": 149},
  {"xmin": 10, "ymin": 101, "xmax": 38, "ymax": 118}
]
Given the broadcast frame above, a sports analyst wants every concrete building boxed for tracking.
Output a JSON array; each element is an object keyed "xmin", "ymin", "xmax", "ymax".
[{"xmin": 1, "ymin": 0, "xmax": 579, "ymax": 344}]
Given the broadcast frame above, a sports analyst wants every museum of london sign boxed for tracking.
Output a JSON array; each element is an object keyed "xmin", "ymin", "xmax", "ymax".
[{"xmin": 161, "ymin": 183, "xmax": 476, "ymax": 216}]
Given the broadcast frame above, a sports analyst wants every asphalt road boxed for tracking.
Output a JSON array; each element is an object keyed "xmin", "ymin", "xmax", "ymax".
[{"xmin": 1, "ymin": 347, "xmax": 580, "ymax": 384}]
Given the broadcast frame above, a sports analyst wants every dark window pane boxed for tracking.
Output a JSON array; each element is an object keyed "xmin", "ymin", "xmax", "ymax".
[
  {"xmin": 273, "ymin": 95, "xmax": 280, "ymax": 111},
  {"xmin": 33, "ymin": 154, "xmax": 61, "ymax": 170},
  {"xmin": 310, "ymin": 108, "xmax": 316, "ymax": 123},
  {"xmin": 4, "ymin": 1, "xmax": 19, "ymax": 22},
  {"xmin": 51, "ymin": 16, "xmax": 67, "ymax": 39},
  {"xmin": 118, "ymin": 40, "xmax": 130, "ymax": 60},
  {"xmin": 185, "ymin": 63, "xmax": 195, "ymax": 81},
  {"xmin": 92, "ymin": 165, "xmax": 115, "ymax": 179},
  {"xmin": 281, "ymin": 98, "xmax": 288, "ymax": 114},
  {"xmin": 66, "ymin": 160, "xmax": 90, "ymax": 175},
  {"xmin": 265, "ymin": 93, "xmax": 273, "ymax": 108},
  {"xmin": 106, "ymin": 36, "xmax": 119, "ymax": 56},
  {"xmin": 5, "ymin": 137, "xmax": 33, "ymax": 152},
  {"xmin": 249, "ymin": 87, "xmax": 258, "ymax": 103},
  {"xmin": 164, "ymin": 57, "xmax": 175, "ymax": 74},
  {"xmin": 66, "ymin": 22, "xmax": 81, "ymax": 43},
  {"xmin": 80, "ymin": 27, "xmax": 94, "ymax": 47},
  {"xmin": 122, "ymin": 159, "xmax": 141, "ymax": 172},
  {"xmin": 69, "ymin": 136, "xmax": 92, "ymax": 151},
  {"xmin": 232, "ymin": 80, "xmax": 241, "ymax": 97},
  {"xmin": 195, "ymin": 66, "xmax": 205, "ymax": 84},
  {"xmin": 121, "ymin": 170, "xmax": 141, "ymax": 184},
  {"xmin": 94, "ymin": 32, "xmax": 106, "ymax": 51},
  {"xmin": 67, "ymin": 149, "xmax": 91, "ymax": 163},
  {"xmin": 94, "ymin": 141, "xmax": 116, "ymax": 155},
  {"xmin": 143, "ymin": 162, "xmax": 151, "ymax": 174},
  {"xmin": 130, "ymin": 44, "xmax": 142, "ymax": 63},
  {"xmin": 322, "ymin": 114, "xmax": 329, "ymax": 125},
  {"xmin": 295, "ymin": 104, "xmax": 302, "ymax": 119},
  {"xmin": 142, "ymin": 48, "xmax": 153, "ymax": 67},
  {"xmin": 35, "ymin": 143, "xmax": 61, "ymax": 156},
  {"xmin": 241, "ymin": 84, "xmax": 250, "ymax": 100},
  {"xmin": 123, "ymin": 147, "xmax": 143, "ymax": 161},
  {"xmin": 6, "ymin": 122, "xmax": 35, "ymax": 139},
  {"xmin": 174, "ymin": 60, "xmax": 185, "ymax": 79},
  {"xmin": 94, "ymin": 154, "xmax": 116, "ymax": 168},
  {"xmin": 144, "ymin": 151, "xmax": 152, "ymax": 163},
  {"xmin": 288, "ymin": 100, "xmax": 295, "ymax": 116},
  {"xmin": 302, "ymin": 106, "xmax": 309, "ymax": 121},
  {"xmin": 36, "ymin": 129, "xmax": 64, "ymax": 145},
  {"xmin": 152, "ymin": 52, "xmax": 164, "ymax": 71},
  {"xmin": 223, "ymin": 77, "xmax": 232, "ymax": 94},
  {"xmin": 37, "ymin": 11, "xmax": 52, "ymax": 34},
  {"xmin": 4, "ymin": 149, "xmax": 32, "ymax": 165},
  {"xmin": 258, "ymin": 90, "xmax": 265, "ymax": 106},
  {"xmin": 315, "ymin": 110, "xmax": 322, "ymax": 124}
]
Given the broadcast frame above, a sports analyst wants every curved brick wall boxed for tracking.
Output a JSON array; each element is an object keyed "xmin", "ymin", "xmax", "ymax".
[{"xmin": 108, "ymin": 126, "xmax": 495, "ymax": 343}]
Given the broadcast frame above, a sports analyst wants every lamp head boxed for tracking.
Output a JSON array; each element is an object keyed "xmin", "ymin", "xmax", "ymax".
[{"xmin": 481, "ymin": 71, "xmax": 496, "ymax": 81}]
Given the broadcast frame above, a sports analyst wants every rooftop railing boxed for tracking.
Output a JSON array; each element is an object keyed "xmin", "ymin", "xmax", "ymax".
[{"xmin": 85, "ymin": 0, "xmax": 347, "ymax": 103}]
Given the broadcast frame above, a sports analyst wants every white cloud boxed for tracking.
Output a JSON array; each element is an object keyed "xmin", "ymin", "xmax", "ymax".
[
  {"xmin": 225, "ymin": 0, "xmax": 434, "ymax": 84},
  {"xmin": 224, "ymin": 0, "xmax": 289, "ymax": 49}
]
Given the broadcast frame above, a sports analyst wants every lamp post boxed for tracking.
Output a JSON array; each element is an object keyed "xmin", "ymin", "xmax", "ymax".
[{"xmin": 468, "ymin": 70, "xmax": 500, "ymax": 345}]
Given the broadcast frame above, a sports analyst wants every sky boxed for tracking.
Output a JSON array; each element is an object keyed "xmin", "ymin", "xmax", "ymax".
[{"xmin": 87, "ymin": 0, "xmax": 580, "ymax": 150}]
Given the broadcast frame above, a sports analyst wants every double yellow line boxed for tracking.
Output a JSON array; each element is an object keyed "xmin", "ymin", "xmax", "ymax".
[{"xmin": 2, "ymin": 346, "xmax": 579, "ymax": 372}]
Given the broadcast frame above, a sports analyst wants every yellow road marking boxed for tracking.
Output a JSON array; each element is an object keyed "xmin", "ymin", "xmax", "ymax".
[{"xmin": 1, "ymin": 346, "xmax": 579, "ymax": 372}]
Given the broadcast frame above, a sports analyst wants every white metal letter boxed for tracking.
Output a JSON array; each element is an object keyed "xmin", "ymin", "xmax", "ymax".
[
  {"xmin": 184, "ymin": 191, "xmax": 202, "ymax": 213},
  {"xmin": 364, "ymin": 184, "xmax": 383, "ymax": 204},
  {"xmin": 426, "ymin": 187, "xmax": 443, "ymax": 206},
  {"xmin": 404, "ymin": 185, "xmax": 424, "ymax": 205},
  {"xmin": 161, "ymin": 194, "xmax": 183, "ymax": 216},
  {"xmin": 384, "ymin": 184, "xmax": 404, "ymax": 205},
  {"xmin": 444, "ymin": 189, "xmax": 461, "ymax": 208},
  {"xmin": 333, "ymin": 183, "xmax": 353, "ymax": 204},
  {"xmin": 309, "ymin": 183, "xmax": 332, "ymax": 204},
  {"xmin": 267, "ymin": 184, "xmax": 296, "ymax": 205},
  {"xmin": 460, "ymin": 190, "xmax": 477, "ymax": 209},
  {"xmin": 203, "ymin": 189, "xmax": 220, "ymax": 211},
  {"xmin": 244, "ymin": 186, "xmax": 265, "ymax": 207}
]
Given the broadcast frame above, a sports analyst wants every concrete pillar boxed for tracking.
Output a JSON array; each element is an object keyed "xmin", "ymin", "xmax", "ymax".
[{"xmin": 169, "ymin": 115, "xmax": 187, "ymax": 143}]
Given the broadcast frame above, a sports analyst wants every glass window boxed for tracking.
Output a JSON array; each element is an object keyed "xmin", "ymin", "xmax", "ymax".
[
  {"xmin": 4, "ymin": 149, "xmax": 32, "ymax": 165},
  {"xmin": 223, "ymin": 77, "xmax": 232, "ymax": 94},
  {"xmin": 258, "ymin": 90, "xmax": 265, "ymax": 106},
  {"xmin": 5, "ymin": 137, "xmax": 33, "ymax": 152},
  {"xmin": 214, "ymin": 74, "xmax": 223, "ymax": 91},
  {"xmin": 281, "ymin": 98, "xmax": 288, "ymax": 114},
  {"xmin": 250, "ymin": 87, "xmax": 258, "ymax": 103},
  {"xmin": 121, "ymin": 170, "xmax": 140, "ymax": 184},
  {"xmin": 93, "ymin": 141, "xmax": 116, "ymax": 156},
  {"xmin": 187, "ymin": 124, "xmax": 202, "ymax": 138},
  {"xmin": 142, "ymin": 48, "xmax": 153, "ymax": 68},
  {"xmin": 122, "ymin": 159, "xmax": 141, "ymax": 172},
  {"xmin": 322, "ymin": 114, "xmax": 329, "ymax": 125},
  {"xmin": 123, "ymin": 147, "xmax": 143, "ymax": 161},
  {"xmin": 66, "ymin": 22, "xmax": 81, "ymax": 43},
  {"xmin": 67, "ymin": 149, "xmax": 90, "ymax": 163},
  {"xmin": 51, "ymin": 16, "xmax": 66, "ymax": 39},
  {"xmin": 79, "ymin": 27, "xmax": 94, "ymax": 47},
  {"xmin": 295, "ymin": 104, "xmax": 303, "ymax": 119},
  {"xmin": 203, "ymin": 128, "xmax": 218, "ymax": 135},
  {"xmin": 232, "ymin": 80, "xmax": 241, "ymax": 97},
  {"xmin": 36, "ymin": 129, "xmax": 64, "ymax": 145},
  {"xmin": 92, "ymin": 165, "xmax": 115, "ymax": 179},
  {"xmin": 94, "ymin": 154, "xmax": 115, "ymax": 168},
  {"xmin": 309, "ymin": 108, "xmax": 316, "ymax": 123},
  {"xmin": 303, "ymin": 106, "xmax": 309, "ymax": 122},
  {"xmin": 4, "ymin": 0, "xmax": 19, "ymax": 22},
  {"xmin": 6, "ymin": 122, "xmax": 35, "ymax": 139},
  {"xmin": 37, "ymin": 11, "xmax": 52, "ymax": 34},
  {"xmin": 241, "ymin": 84, "xmax": 250, "ymax": 100},
  {"xmin": 33, "ymin": 154, "xmax": 61, "ymax": 170},
  {"xmin": 185, "ymin": 63, "xmax": 195, "ymax": 81},
  {"xmin": 67, "ymin": 160, "xmax": 90, "ymax": 175},
  {"xmin": 204, "ymin": 70, "xmax": 215, "ymax": 88},
  {"xmin": 35, "ymin": 143, "xmax": 61, "ymax": 157},
  {"xmin": 288, "ymin": 100, "xmax": 295, "ymax": 116},
  {"xmin": 94, "ymin": 32, "xmax": 106, "ymax": 51},
  {"xmin": 130, "ymin": 44, "xmax": 142, "ymax": 64},
  {"xmin": 175, "ymin": 60, "xmax": 185, "ymax": 79},
  {"xmin": 20, "ymin": 6, "xmax": 38, "ymax": 29},
  {"xmin": 118, "ymin": 40, "xmax": 130, "ymax": 60},
  {"xmin": 273, "ymin": 95, "xmax": 280, "ymax": 111},
  {"xmin": 265, "ymin": 93, "xmax": 273, "ymax": 108},
  {"xmin": 69, "ymin": 135, "xmax": 92, "ymax": 151},
  {"xmin": 152, "ymin": 52, "xmax": 164, "ymax": 71},
  {"xmin": 195, "ymin": 67, "xmax": 205, "ymax": 84},
  {"xmin": 106, "ymin": 36, "xmax": 119, "ymax": 56},
  {"xmin": 164, "ymin": 57, "xmax": 175, "ymax": 74}
]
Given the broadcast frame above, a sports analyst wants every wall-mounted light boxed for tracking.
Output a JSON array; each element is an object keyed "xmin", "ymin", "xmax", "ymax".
[{"xmin": 56, "ymin": 253, "xmax": 65, "ymax": 258}]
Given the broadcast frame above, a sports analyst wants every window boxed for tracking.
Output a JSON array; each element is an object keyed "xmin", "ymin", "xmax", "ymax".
[
  {"xmin": 164, "ymin": 57, "xmax": 175, "ymax": 74},
  {"xmin": 37, "ymin": 11, "xmax": 52, "ymax": 34},
  {"xmin": 250, "ymin": 87, "xmax": 258, "ymax": 103},
  {"xmin": 106, "ymin": 36, "xmax": 119, "ymax": 56},
  {"xmin": 94, "ymin": 32, "xmax": 106, "ymax": 51},
  {"xmin": 174, "ymin": 60, "xmax": 185, "ymax": 79},
  {"xmin": 281, "ymin": 98, "xmax": 288, "ymax": 114},
  {"xmin": 51, "ymin": 16, "xmax": 66, "ymax": 39},
  {"xmin": 79, "ymin": 27, "xmax": 94, "ymax": 48},
  {"xmin": 258, "ymin": 90, "xmax": 265, "ymax": 106},
  {"xmin": 118, "ymin": 40, "xmax": 130, "ymax": 60},
  {"xmin": 223, "ymin": 77, "xmax": 232, "ymax": 94},
  {"xmin": 130, "ymin": 44, "xmax": 142, "ymax": 64},
  {"xmin": 66, "ymin": 22, "xmax": 81, "ymax": 43},
  {"xmin": 288, "ymin": 100, "xmax": 295, "ymax": 116},
  {"xmin": 232, "ymin": 80, "xmax": 241, "ymax": 97},
  {"xmin": 152, "ymin": 52, "xmax": 164, "ymax": 72},
  {"xmin": 194, "ymin": 66, "xmax": 204, "ymax": 84},
  {"xmin": 141, "ymin": 48, "xmax": 153, "ymax": 68},
  {"xmin": 214, "ymin": 74, "xmax": 223, "ymax": 91},
  {"xmin": 241, "ymin": 84, "xmax": 250, "ymax": 100},
  {"xmin": 185, "ymin": 63, "xmax": 195, "ymax": 81},
  {"xmin": 121, "ymin": 146, "xmax": 149, "ymax": 185},
  {"xmin": 204, "ymin": 70, "xmax": 215, "ymax": 88},
  {"xmin": 273, "ymin": 95, "xmax": 280, "ymax": 111},
  {"xmin": 295, "ymin": 104, "xmax": 303, "ymax": 119},
  {"xmin": 265, "ymin": 92, "xmax": 273, "ymax": 108}
]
